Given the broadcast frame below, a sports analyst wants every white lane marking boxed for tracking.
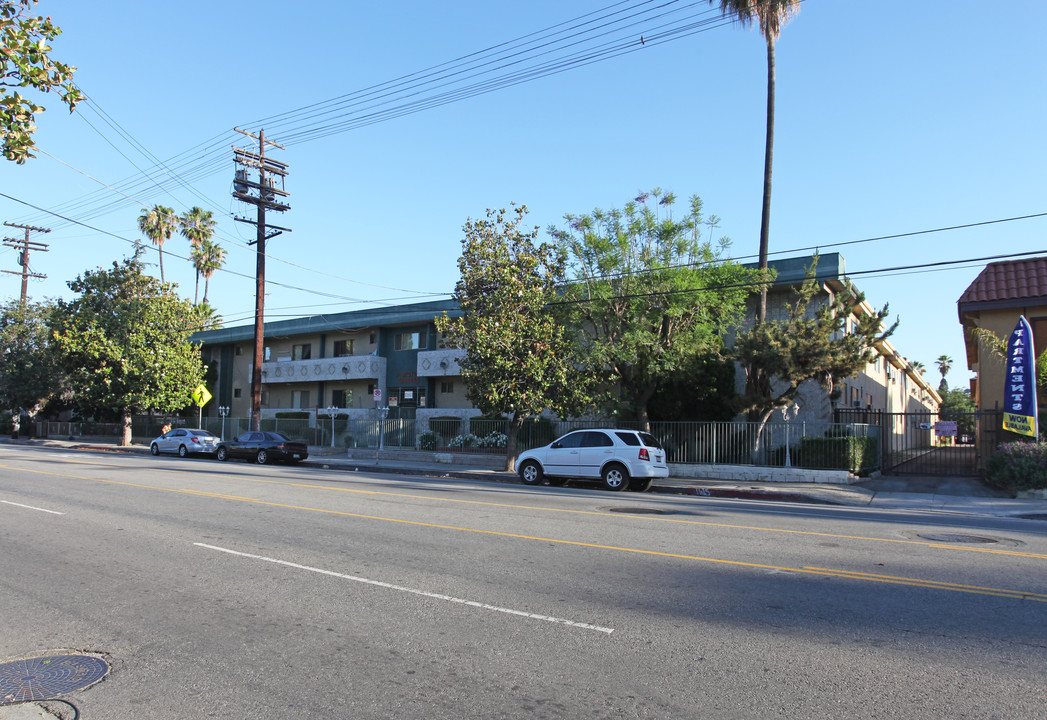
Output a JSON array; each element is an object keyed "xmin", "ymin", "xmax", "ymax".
[
  {"xmin": 195, "ymin": 542, "xmax": 614, "ymax": 634},
  {"xmin": 1, "ymin": 500, "xmax": 65, "ymax": 515}
]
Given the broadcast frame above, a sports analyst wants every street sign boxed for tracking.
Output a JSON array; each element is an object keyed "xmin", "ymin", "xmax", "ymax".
[
  {"xmin": 192, "ymin": 384, "xmax": 212, "ymax": 407},
  {"xmin": 373, "ymin": 388, "xmax": 382, "ymax": 403}
]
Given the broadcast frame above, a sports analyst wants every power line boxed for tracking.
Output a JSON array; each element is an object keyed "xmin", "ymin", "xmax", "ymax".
[
  {"xmin": 546, "ymin": 248, "xmax": 1047, "ymax": 308},
  {"xmin": 12, "ymin": 1, "xmax": 728, "ymax": 231}
]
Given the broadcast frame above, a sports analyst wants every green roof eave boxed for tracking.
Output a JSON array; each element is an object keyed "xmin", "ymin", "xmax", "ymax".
[{"xmin": 192, "ymin": 298, "xmax": 460, "ymax": 345}]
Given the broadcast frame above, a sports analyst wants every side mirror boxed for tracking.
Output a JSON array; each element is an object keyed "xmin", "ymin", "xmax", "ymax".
[{"xmin": 551, "ymin": 441, "xmax": 562, "ymax": 449}]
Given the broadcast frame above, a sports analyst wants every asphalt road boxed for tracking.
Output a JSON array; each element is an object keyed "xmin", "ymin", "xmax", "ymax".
[{"xmin": 2, "ymin": 444, "xmax": 1045, "ymax": 719}]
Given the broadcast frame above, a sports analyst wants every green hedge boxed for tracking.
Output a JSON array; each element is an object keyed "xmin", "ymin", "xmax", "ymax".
[{"xmin": 796, "ymin": 436, "xmax": 878, "ymax": 475}]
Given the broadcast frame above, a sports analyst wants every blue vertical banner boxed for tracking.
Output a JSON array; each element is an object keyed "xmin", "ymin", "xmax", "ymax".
[{"xmin": 1002, "ymin": 316, "xmax": 1039, "ymax": 437}]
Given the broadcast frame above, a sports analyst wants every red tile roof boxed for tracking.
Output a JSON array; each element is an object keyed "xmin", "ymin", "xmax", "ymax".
[{"xmin": 958, "ymin": 256, "xmax": 1047, "ymax": 305}]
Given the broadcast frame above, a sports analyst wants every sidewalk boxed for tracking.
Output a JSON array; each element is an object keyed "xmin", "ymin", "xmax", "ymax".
[{"xmin": 4, "ymin": 437, "xmax": 1047, "ymax": 520}]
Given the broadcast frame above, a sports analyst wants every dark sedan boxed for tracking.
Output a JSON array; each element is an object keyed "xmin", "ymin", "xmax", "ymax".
[{"xmin": 215, "ymin": 431, "xmax": 309, "ymax": 464}]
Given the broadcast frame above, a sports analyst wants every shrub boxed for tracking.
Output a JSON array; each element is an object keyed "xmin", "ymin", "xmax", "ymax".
[
  {"xmin": 417, "ymin": 430, "xmax": 441, "ymax": 451},
  {"xmin": 478, "ymin": 431, "xmax": 508, "ymax": 449},
  {"xmin": 449, "ymin": 433, "xmax": 480, "ymax": 449},
  {"xmin": 985, "ymin": 441, "xmax": 1047, "ymax": 492},
  {"xmin": 789, "ymin": 436, "xmax": 878, "ymax": 475}
]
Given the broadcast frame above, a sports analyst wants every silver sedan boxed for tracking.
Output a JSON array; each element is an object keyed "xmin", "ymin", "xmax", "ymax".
[{"xmin": 150, "ymin": 428, "xmax": 219, "ymax": 458}]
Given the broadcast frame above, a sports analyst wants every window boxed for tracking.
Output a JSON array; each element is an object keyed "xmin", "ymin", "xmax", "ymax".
[
  {"xmin": 292, "ymin": 390, "xmax": 310, "ymax": 408},
  {"xmin": 264, "ymin": 346, "xmax": 271, "ymax": 361},
  {"xmin": 581, "ymin": 431, "xmax": 613, "ymax": 447},
  {"xmin": 235, "ymin": 346, "xmax": 243, "ymax": 356},
  {"xmin": 1032, "ymin": 317, "xmax": 1047, "ymax": 355},
  {"xmin": 233, "ymin": 388, "xmax": 242, "ymax": 398},
  {"xmin": 554, "ymin": 432, "xmax": 584, "ymax": 449},
  {"xmin": 440, "ymin": 382, "xmax": 454, "ymax": 393},
  {"xmin": 369, "ymin": 331, "xmax": 376, "ymax": 344},
  {"xmin": 332, "ymin": 389, "xmax": 351, "ymax": 408},
  {"xmin": 333, "ymin": 339, "xmax": 353, "ymax": 357},
  {"xmin": 292, "ymin": 343, "xmax": 311, "ymax": 361},
  {"xmin": 393, "ymin": 331, "xmax": 426, "ymax": 351}
]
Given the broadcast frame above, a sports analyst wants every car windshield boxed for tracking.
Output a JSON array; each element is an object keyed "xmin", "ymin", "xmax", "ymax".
[{"xmin": 189, "ymin": 430, "xmax": 214, "ymax": 437}]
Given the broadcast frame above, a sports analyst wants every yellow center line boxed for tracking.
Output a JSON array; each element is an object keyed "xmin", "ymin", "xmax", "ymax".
[
  {"xmin": 10, "ymin": 457, "xmax": 1047, "ymax": 561},
  {"xmin": 3, "ymin": 461, "xmax": 1046, "ymax": 603}
]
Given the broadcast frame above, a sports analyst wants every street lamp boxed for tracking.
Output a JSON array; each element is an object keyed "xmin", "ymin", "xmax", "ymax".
[
  {"xmin": 218, "ymin": 405, "xmax": 230, "ymax": 440},
  {"xmin": 783, "ymin": 400, "xmax": 802, "ymax": 468},
  {"xmin": 327, "ymin": 405, "xmax": 338, "ymax": 448},
  {"xmin": 378, "ymin": 405, "xmax": 389, "ymax": 451}
]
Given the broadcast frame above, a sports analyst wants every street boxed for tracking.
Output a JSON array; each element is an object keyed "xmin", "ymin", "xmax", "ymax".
[{"xmin": 2, "ymin": 444, "xmax": 1045, "ymax": 719}]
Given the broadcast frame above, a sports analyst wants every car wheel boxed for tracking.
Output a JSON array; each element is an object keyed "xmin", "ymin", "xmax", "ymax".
[
  {"xmin": 601, "ymin": 463, "xmax": 630, "ymax": 491},
  {"xmin": 216, "ymin": 446, "xmax": 228, "ymax": 462},
  {"xmin": 178, "ymin": 445, "xmax": 188, "ymax": 458},
  {"xmin": 518, "ymin": 460, "xmax": 543, "ymax": 485},
  {"xmin": 256, "ymin": 449, "xmax": 269, "ymax": 465},
  {"xmin": 150, "ymin": 443, "xmax": 160, "ymax": 456},
  {"xmin": 628, "ymin": 478, "xmax": 653, "ymax": 492}
]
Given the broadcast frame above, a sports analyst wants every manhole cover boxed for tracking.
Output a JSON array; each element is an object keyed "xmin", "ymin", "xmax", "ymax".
[
  {"xmin": 0, "ymin": 655, "xmax": 109, "ymax": 703},
  {"xmin": 607, "ymin": 507, "xmax": 675, "ymax": 515},
  {"xmin": 917, "ymin": 533, "xmax": 999, "ymax": 544}
]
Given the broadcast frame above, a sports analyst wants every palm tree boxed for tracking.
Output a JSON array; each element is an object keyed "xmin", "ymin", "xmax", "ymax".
[
  {"xmin": 936, "ymin": 354, "xmax": 953, "ymax": 391},
  {"xmin": 137, "ymin": 205, "xmax": 177, "ymax": 282},
  {"xmin": 911, "ymin": 360, "xmax": 926, "ymax": 375},
  {"xmin": 709, "ymin": 0, "xmax": 800, "ymax": 324},
  {"xmin": 180, "ymin": 207, "xmax": 217, "ymax": 303},
  {"xmin": 192, "ymin": 238, "xmax": 226, "ymax": 305}
]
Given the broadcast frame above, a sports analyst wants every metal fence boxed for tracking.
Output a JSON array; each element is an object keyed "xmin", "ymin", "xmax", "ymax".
[
  {"xmin": 430, "ymin": 417, "xmax": 880, "ymax": 473},
  {"xmin": 34, "ymin": 415, "xmax": 879, "ymax": 473}
]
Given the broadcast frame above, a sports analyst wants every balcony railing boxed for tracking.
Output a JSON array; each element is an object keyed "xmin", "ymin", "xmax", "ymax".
[
  {"xmin": 417, "ymin": 348, "xmax": 464, "ymax": 377},
  {"xmin": 261, "ymin": 355, "xmax": 386, "ymax": 384}
]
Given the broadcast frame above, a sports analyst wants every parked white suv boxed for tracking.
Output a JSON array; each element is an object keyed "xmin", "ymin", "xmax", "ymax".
[{"xmin": 516, "ymin": 429, "xmax": 668, "ymax": 492}]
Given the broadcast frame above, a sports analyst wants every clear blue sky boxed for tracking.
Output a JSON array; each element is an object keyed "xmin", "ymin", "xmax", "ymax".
[{"xmin": 3, "ymin": 1, "xmax": 1045, "ymax": 391}]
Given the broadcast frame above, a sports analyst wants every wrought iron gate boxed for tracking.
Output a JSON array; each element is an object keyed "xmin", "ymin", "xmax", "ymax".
[{"xmin": 835, "ymin": 409, "xmax": 1001, "ymax": 476}]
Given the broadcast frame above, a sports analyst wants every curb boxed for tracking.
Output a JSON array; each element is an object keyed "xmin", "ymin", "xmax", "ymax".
[{"xmin": 675, "ymin": 486, "xmax": 845, "ymax": 505}]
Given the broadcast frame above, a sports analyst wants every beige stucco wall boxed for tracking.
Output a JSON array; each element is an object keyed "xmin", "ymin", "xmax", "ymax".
[{"xmin": 965, "ymin": 305, "xmax": 1047, "ymax": 413}]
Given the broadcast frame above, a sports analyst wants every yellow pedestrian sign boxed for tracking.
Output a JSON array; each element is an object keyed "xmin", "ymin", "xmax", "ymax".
[{"xmin": 192, "ymin": 385, "xmax": 212, "ymax": 407}]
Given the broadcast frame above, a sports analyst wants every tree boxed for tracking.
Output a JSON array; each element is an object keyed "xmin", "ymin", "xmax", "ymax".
[
  {"xmin": 192, "ymin": 237, "xmax": 226, "ymax": 305},
  {"xmin": 911, "ymin": 360, "xmax": 926, "ymax": 375},
  {"xmin": 193, "ymin": 300, "xmax": 223, "ymax": 332},
  {"xmin": 549, "ymin": 189, "xmax": 765, "ymax": 429},
  {"xmin": 137, "ymin": 205, "xmax": 177, "ymax": 282},
  {"xmin": 0, "ymin": 0, "xmax": 81, "ymax": 163},
  {"xmin": 732, "ymin": 258, "xmax": 896, "ymax": 437},
  {"xmin": 50, "ymin": 257, "xmax": 206, "ymax": 446},
  {"xmin": 179, "ymin": 206, "xmax": 216, "ymax": 303},
  {"xmin": 938, "ymin": 387, "xmax": 976, "ymax": 439},
  {"xmin": 0, "ymin": 298, "xmax": 66, "ymax": 418},
  {"xmin": 709, "ymin": 0, "xmax": 800, "ymax": 324},
  {"xmin": 435, "ymin": 205, "xmax": 593, "ymax": 471},
  {"xmin": 935, "ymin": 354, "xmax": 953, "ymax": 392},
  {"xmin": 647, "ymin": 352, "xmax": 736, "ymax": 421}
]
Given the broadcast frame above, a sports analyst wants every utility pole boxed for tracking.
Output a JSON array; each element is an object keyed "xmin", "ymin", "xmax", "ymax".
[
  {"xmin": 2, "ymin": 222, "xmax": 50, "ymax": 303},
  {"xmin": 232, "ymin": 128, "xmax": 290, "ymax": 431}
]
